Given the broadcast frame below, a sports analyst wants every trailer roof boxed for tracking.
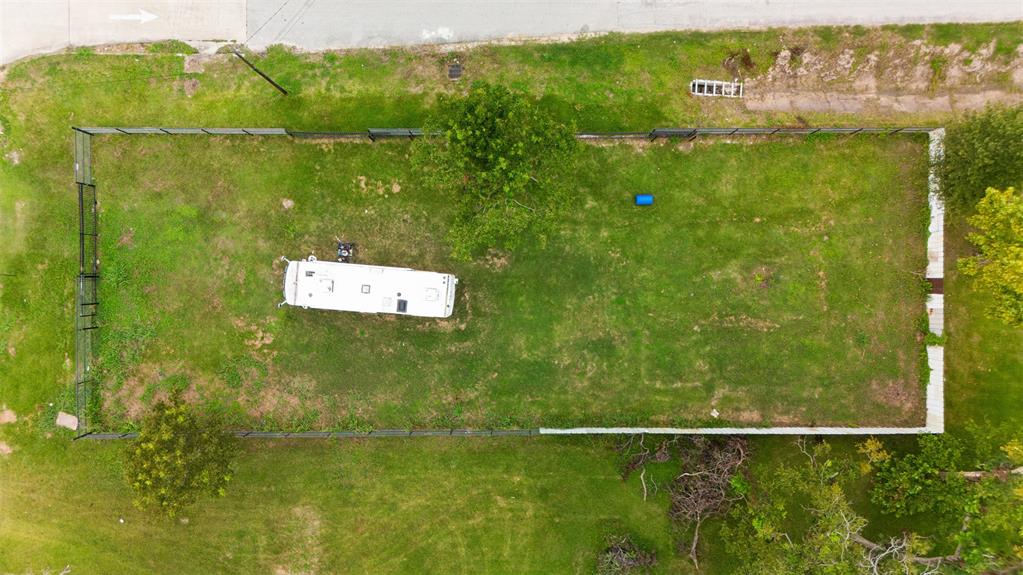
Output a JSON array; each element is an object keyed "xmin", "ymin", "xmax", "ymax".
[{"xmin": 283, "ymin": 258, "xmax": 457, "ymax": 318}]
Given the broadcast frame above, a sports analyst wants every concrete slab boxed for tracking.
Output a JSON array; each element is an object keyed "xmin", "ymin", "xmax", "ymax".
[
  {"xmin": 55, "ymin": 411, "xmax": 79, "ymax": 430},
  {"xmin": 927, "ymin": 294, "xmax": 945, "ymax": 336}
]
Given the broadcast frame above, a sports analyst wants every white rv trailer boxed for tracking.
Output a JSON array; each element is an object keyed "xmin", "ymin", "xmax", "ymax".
[{"xmin": 281, "ymin": 256, "xmax": 457, "ymax": 318}]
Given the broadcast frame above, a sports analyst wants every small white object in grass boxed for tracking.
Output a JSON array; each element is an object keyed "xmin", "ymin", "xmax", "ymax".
[
  {"xmin": 710, "ymin": 408, "xmax": 720, "ymax": 418},
  {"xmin": 119, "ymin": 517, "xmax": 125, "ymax": 524},
  {"xmin": 55, "ymin": 411, "xmax": 78, "ymax": 430},
  {"xmin": 281, "ymin": 198, "xmax": 294, "ymax": 210}
]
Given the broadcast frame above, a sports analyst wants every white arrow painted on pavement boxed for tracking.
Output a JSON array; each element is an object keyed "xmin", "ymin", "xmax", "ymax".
[{"xmin": 109, "ymin": 9, "xmax": 158, "ymax": 24}]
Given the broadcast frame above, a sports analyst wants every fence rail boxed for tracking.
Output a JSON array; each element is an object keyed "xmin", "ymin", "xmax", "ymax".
[
  {"xmin": 70, "ymin": 124, "xmax": 942, "ymax": 440},
  {"xmin": 79, "ymin": 429, "xmax": 541, "ymax": 440},
  {"xmin": 75, "ymin": 126, "xmax": 938, "ymax": 139},
  {"xmin": 73, "ymin": 131, "xmax": 98, "ymax": 437}
]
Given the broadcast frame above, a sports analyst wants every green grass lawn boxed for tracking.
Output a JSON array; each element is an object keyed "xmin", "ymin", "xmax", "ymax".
[
  {"xmin": 2, "ymin": 23, "xmax": 1021, "ymax": 574},
  {"xmin": 0, "ymin": 430, "xmax": 684, "ymax": 574},
  {"xmin": 88, "ymin": 134, "xmax": 928, "ymax": 430}
]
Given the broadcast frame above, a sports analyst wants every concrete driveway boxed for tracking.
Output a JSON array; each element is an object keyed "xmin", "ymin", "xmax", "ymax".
[{"xmin": 2, "ymin": 0, "xmax": 1021, "ymax": 66}]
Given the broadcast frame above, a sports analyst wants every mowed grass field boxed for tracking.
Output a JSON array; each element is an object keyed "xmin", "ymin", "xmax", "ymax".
[
  {"xmin": 0, "ymin": 432, "xmax": 685, "ymax": 574},
  {"xmin": 90, "ymin": 134, "xmax": 928, "ymax": 430}
]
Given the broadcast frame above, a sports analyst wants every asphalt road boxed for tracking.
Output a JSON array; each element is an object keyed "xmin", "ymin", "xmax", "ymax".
[
  {"xmin": 244, "ymin": 0, "xmax": 1023, "ymax": 50},
  {"xmin": 0, "ymin": 0, "xmax": 244, "ymax": 66},
  {"xmin": 1, "ymin": 0, "xmax": 1021, "ymax": 66}
]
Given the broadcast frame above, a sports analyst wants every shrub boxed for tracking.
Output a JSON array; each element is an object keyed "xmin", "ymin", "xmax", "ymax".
[
  {"xmin": 414, "ymin": 82, "xmax": 578, "ymax": 260},
  {"xmin": 939, "ymin": 106, "xmax": 1023, "ymax": 210},
  {"xmin": 125, "ymin": 392, "xmax": 238, "ymax": 517}
]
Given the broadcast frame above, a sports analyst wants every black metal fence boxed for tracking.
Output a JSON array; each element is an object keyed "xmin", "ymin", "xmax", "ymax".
[
  {"xmin": 82, "ymin": 429, "xmax": 540, "ymax": 440},
  {"xmin": 70, "ymin": 124, "xmax": 938, "ymax": 440},
  {"xmin": 73, "ymin": 129, "xmax": 98, "ymax": 437},
  {"xmin": 74, "ymin": 125, "xmax": 936, "ymax": 139}
]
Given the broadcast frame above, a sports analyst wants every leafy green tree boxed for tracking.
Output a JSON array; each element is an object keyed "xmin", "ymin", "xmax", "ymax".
[
  {"xmin": 940, "ymin": 106, "xmax": 1023, "ymax": 209},
  {"xmin": 414, "ymin": 82, "xmax": 578, "ymax": 259},
  {"xmin": 125, "ymin": 393, "xmax": 238, "ymax": 517},
  {"xmin": 722, "ymin": 438, "xmax": 987, "ymax": 575},
  {"xmin": 958, "ymin": 187, "xmax": 1023, "ymax": 327},
  {"xmin": 867, "ymin": 434, "xmax": 1023, "ymax": 574},
  {"xmin": 870, "ymin": 434, "xmax": 969, "ymax": 520},
  {"xmin": 722, "ymin": 440, "xmax": 871, "ymax": 575}
]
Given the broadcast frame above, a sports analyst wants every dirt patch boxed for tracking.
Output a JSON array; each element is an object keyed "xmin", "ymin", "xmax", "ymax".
[
  {"xmin": 0, "ymin": 407, "xmax": 17, "ymax": 424},
  {"xmin": 870, "ymin": 378, "xmax": 916, "ymax": 412},
  {"xmin": 0, "ymin": 442, "xmax": 12, "ymax": 456},
  {"xmin": 91, "ymin": 43, "xmax": 149, "ymax": 55},
  {"xmin": 273, "ymin": 505, "xmax": 323, "ymax": 575},
  {"xmin": 729, "ymin": 410, "xmax": 763, "ymax": 424},
  {"xmin": 118, "ymin": 228, "xmax": 135, "ymax": 247},
  {"xmin": 483, "ymin": 248, "xmax": 509, "ymax": 271},
  {"xmin": 428, "ymin": 318, "xmax": 467, "ymax": 333},
  {"xmin": 234, "ymin": 318, "xmax": 275, "ymax": 350},
  {"xmin": 817, "ymin": 270, "xmax": 829, "ymax": 312},
  {"xmin": 586, "ymin": 137, "xmax": 655, "ymax": 152},
  {"xmin": 746, "ymin": 36, "xmax": 1023, "ymax": 114},
  {"xmin": 722, "ymin": 48, "xmax": 756, "ymax": 78},
  {"xmin": 951, "ymin": 90, "xmax": 1023, "ymax": 110},
  {"xmin": 106, "ymin": 363, "xmax": 169, "ymax": 421},
  {"xmin": 244, "ymin": 370, "xmax": 323, "ymax": 423},
  {"xmin": 4, "ymin": 150, "xmax": 20, "ymax": 165},
  {"xmin": 183, "ymin": 54, "xmax": 210, "ymax": 73},
  {"xmin": 353, "ymin": 175, "xmax": 387, "ymax": 195},
  {"xmin": 751, "ymin": 266, "xmax": 773, "ymax": 289},
  {"xmin": 182, "ymin": 78, "xmax": 200, "ymax": 97}
]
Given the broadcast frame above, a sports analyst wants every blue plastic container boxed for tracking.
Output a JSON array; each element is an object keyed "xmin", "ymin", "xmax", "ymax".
[{"xmin": 635, "ymin": 194, "xmax": 654, "ymax": 206}]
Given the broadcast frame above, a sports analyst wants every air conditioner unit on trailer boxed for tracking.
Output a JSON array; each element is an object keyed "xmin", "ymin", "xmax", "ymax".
[{"xmin": 280, "ymin": 256, "xmax": 458, "ymax": 318}]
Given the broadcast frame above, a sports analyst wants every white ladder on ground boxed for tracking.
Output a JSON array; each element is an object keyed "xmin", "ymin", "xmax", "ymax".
[{"xmin": 690, "ymin": 79, "xmax": 743, "ymax": 98}]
